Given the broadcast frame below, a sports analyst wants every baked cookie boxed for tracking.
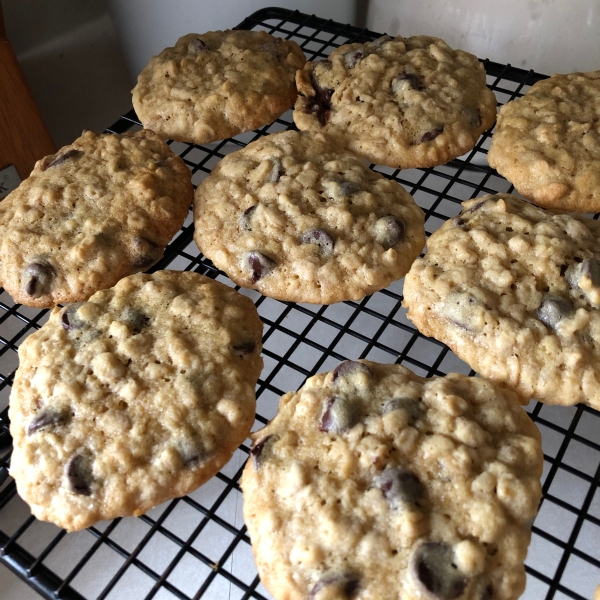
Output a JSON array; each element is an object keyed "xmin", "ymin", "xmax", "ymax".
[
  {"xmin": 241, "ymin": 360, "xmax": 542, "ymax": 600},
  {"xmin": 293, "ymin": 35, "xmax": 496, "ymax": 169},
  {"xmin": 132, "ymin": 30, "xmax": 306, "ymax": 145},
  {"xmin": 0, "ymin": 129, "xmax": 192, "ymax": 308},
  {"xmin": 193, "ymin": 130, "xmax": 425, "ymax": 304},
  {"xmin": 403, "ymin": 193, "xmax": 600, "ymax": 409},
  {"xmin": 9, "ymin": 270, "xmax": 263, "ymax": 531},
  {"xmin": 488, "ymin": 71, "xmax": 600, "ymax": 212}
]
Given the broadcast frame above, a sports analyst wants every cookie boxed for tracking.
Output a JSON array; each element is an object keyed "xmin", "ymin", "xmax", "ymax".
[
  {"xmin": 403, "ymin": 193, "xmax": 600, "ymax": 409},
  {"xmin": 241, "ymin": 360, "xmax": 542, "ymax": 600},
  {"xmin": 193, "ymin": 130, "xmax": 425, "ymax": 304},
  {"xmin": 132, "ymin": 30, "xmax": 306, "ymax": 145},
  {"xmin": 8, "ymin": 270, "xmax": 263, "ymax": 531},
  {"xmin": 488, "ymin": 71, "xmax": 600, "ymax": 212},
  {"xmin": 293, "ymin": 35, "xmax": 496, "ymax": 169},
  {"xmin": 0, "ymin": 129, "xmax": 193, "ymax": 308}
]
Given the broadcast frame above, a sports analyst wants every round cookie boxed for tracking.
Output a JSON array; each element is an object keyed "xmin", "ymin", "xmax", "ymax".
[
  {"xmin": 403, "ymin": 193, "xmax": 600, "ymax": 409},
  {"xmin": 193, "ymin": 130, "xmax": 425, "ymax": 304},
  {"xmin": 488, "ymin": 71, "xmax": 600, "ymax": 212},
  {"xmin": 0, "ymin": 129, "xmax": 193, "ymax": 308},
  {"xmin": 132, "ymin": 30, "xmax": 306, "ymax": 145},
  {"xmin": 241, "ymin": 360, "xmax": 542, "ymax": 600},
  {"xmin": 293, "ymin": 35, "xmax": 496, "ymax": 169},
  {"xmin": 9, "ymin": 270, "xmax": 263, "ymax": 531}
]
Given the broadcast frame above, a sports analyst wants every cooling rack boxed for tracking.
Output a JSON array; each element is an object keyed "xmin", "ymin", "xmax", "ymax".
[{"xmin": 1, "ymin": 7, "xmax": 599, "ymax": 600}]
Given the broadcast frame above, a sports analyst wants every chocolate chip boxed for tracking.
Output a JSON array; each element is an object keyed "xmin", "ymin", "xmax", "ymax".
[
  {"xmin": 410, "ymin": 543, "xmax": 467, "ymax": 600},
  {"xmin": 375, "ymin": 467, "xmax": 425, "ymax": 505},
  {"xmin": 121, "ymin": 307, "xmax": 149, "ymax": 333},
  {"xmin": 454, "ymin": 217, "xmax": 466, "ymax": 228},
  {"xmin": 247, "ymin": 251, "xmax": 276, "ymax": 283},
  {"xmin": 462, "ymin": 107, "xmax": 482, "ymax": 129},
  {"xmin": 441, "ymin": 292, "xmax": 485, "ymax": 332},
  {"xmin": 301, "ymin": 229, "xmax": 334, "ymax": 255},
  {"xmin": 189, "ymin": 38, "xmax": 208, "ymax": 52},
  {"xmin": 421, "ymin": 127, "xmax": 444, "ymax": 143},
  {"xmin": 260, "ymin": 37, "xmax": 285, "ymax": 59},
  {"xmin": 66, "ymin": 454, "xmax": 93, "ymax": 496},
  {"xmin": 343, "ymin": 49, "xmax": 365, "ymax": 69},
  {"xmin": 332, "ymin": 360, "xmax": 372, "ymax": 381},
  {"xmin": 391, "ymin": 73, "xmax": 422, "ymax": 93},
  {"xmin": 537, "ymin": 295, "xmax": 574, "ymax": 329},
  {"xmin": 240, "ymin": 205, "xmax": 258, "ymax": 231},
  {"xmin": 374, "ymin": 216, "xmax": 405, "ymax": 249},
  {"xmin": 371, "ymin": 34, "xmax": 393, "ymax": 48},
  {"xmin": 23, "ymin": 261, "xmax": 55, "ymax": 297},
  {"xmin": 27, "ymin": 408, "xmax": 69, "ymax": 435},
  {"xmin": 233, "ymin": 341, "xmax": 256, "ymax": 355},
  {"xmin": 464, "ymin": 199, "xmax": 488, "ymax": 214},
  {"xmin": 250, "ymin": 435, "xmax": 276, "ymax": 469},
  {"xmin": 309, "ymin": 573, "xmax": 360, "ymax": 599},
  {"xmin": 43, "ymin": 149, "xmax": 83, "ymax": 170},
  {"xmin": 568, "ymin": 258, "xmax": 600, "ymax": 291},
  {"xmin": 179, "ymin": 438, "xmax": 206, "ymax": 465},
  {"xmin": 62, "ymin": 303, "xmax": 86, "ymax": 330},
  {"xmin": 268, "ymin": 158, "xmax": 284, "ymax": 183},
  {"xmin": 382, "ymin": 397, "xmax": 424, "ymax": 424},
  {"xmin": 132, "ymin": 236, "xmax": 162, "ymax": 269},
  {"xmin": 319, "ymin": 397, "xmax": 359, "ymax": 434},
  {"xmin": 307, "ymin": 67, "xmax": 334, "ymax": 126},
  {"xmin": 338, "ymin": 181, "xmax": 360, "ymax": 196}
]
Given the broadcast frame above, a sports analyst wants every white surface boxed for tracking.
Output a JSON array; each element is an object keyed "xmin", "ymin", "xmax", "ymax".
[{"xmin": 366, "ymin": 0, "xmax": 600, "ymax": 75}]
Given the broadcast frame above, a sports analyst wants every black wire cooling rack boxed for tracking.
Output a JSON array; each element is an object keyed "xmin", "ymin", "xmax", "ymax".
[{"xmin": 1, "ymin": 7, "xmax": 599, "ymax": 600}]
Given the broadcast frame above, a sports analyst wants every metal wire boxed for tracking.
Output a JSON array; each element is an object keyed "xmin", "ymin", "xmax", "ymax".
[{"xmin": 0, "ymin": 7, "xmax": 598, "ymax": 600}]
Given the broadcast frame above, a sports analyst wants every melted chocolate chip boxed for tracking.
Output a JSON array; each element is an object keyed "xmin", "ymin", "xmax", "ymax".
[
  {"xmin": 268, "ymin": 158, "xmax": 284, "ymax": 183},
  {"xmin": 309, "ymin": 573, "xmax": 360, "ymax": 599},
  {"xmin": 62, "ymin": 303, "xmax": 86, "ymax": 330},
  {"xmin": 27, "ymin": 408, "xmax": 69, "ymax": 435},
  {"xmin": 382, "ymin": 397, "xmax": 424, "ymax": 424},
  {"xmin": 410, "ymin": 543, "xmax": 467, "ymax": 600},
  {"xmin": 301, "ymin": 229, "xmax": 334, "ymax": 255},
  {"xmin": 260, "ymin": 37, "xmax": 285, "ymax": 60},
  {"xmin": 233, "ymin": 341, "xmax": 256, "ymax": 355},
  {"xmin": 307, "ymin": 67, "xmax": 334, "ymax": 126},
  {"xmin": 121, "ymin": 307, "xmax": 150, "ymax": 333},
  {"xmin": 421, "ymin": 127, "xmax": 444, "ymax": 143},
  {"xmin": 374, "ymin": 216, "xmax": 405, "ymax": 249},
  {"xmin": 332, "ymin": 360, "xmax": 372, "ymax": 381},
  {"xmin": 375, "ymin": 467, "xmax": 425, "ymax": 505},
  {"xmin": 132, "ymin": 236, "xmax": 162, "ymax": 269},
  {"xmin": 568, "ymin": 258, "xmax": 600, "ymax": 292},
  {"xmin": 250, "ymin": 435, "xmax": 275, "ymax": 469},
  {"xmin": 240, "ymin": 205, "xmax": 258, "ymax": 231},
  {"xmin": 537, "ymin": 295, "xmax": 574, "ymax": 329},
  {"xmin": 343, "ymin": 49, "xmax": 365, "ymax": 69},
  {"xmin": 23, "ymin": 261, "xmax": 55, "ymax": 297},
  {"xmin": 319, "ymin": 397, "xmax": 359, "ymax": 434},
  {"xmin": 247, "ymin": 251, "xmax": 276, "ymax": 283},
  {"xmin": 371, "ymin": 34, "xmax": 393, "ymax": 48},
  {"xmin": 189, "ymin": 38, "xmax": 209, "ymax": 52},
  {"xmin": 462, "ymin": 107, "xmax": 482, "ymax": 129},
  {"xmin": 66, "ymin": 454, "xmax": 93, "ymax": 496},
  {"xmin": 43, "ymin": 149, "xmax": 83, "ymax": 170},
  {"xmin": 465, "ymin": 199, "xmax": 488, "ymax": 214},
  {"xmin": 454, "ymin": 217, "xmax": 466, "ymax": 228},
  {"xmin": 391, "ymin": 73, "xmax": 422, "ymax": 93}
]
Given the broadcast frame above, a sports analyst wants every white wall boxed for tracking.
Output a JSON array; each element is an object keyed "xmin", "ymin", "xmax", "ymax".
[{"xmin": 366, "ymin": 0, "xmax": 600, "ymax": 75}]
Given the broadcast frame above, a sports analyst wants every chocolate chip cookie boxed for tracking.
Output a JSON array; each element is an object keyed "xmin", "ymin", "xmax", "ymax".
[
  {"xmin": 0, "ymin": 129, "xmax": 193, "ymax": 308},
  {"xmin": 241, "ymin": 360, "xmax": 542, "ymax": 600},
  {"xmin": 132, "ymin": 30, "xmax": 306, "ymax": 145},
  {"xmin": 403, "ymin": 193, "xmax": 600, "ymax": 409},
  {"xmin": 488, "ymin": 71, "xmax": 600, "ymax": 212},
  {"xmin": 9, "ymin": 270, "xmax": 263, "ymax": 531},
  {"xmin": 294, "ymin": 35, "xmax": 497, "ymax": 169},
  {"xmin": 193, "ymin": 130, "xmax": 425, "ymax": 304}
]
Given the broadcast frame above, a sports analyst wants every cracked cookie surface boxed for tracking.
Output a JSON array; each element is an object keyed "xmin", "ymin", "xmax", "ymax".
[
  {"xmin": 9, "ymin": 270, "xmax": 263, "ymax": 531},
  {"xmin": 241, "ymin": 360, "xmax": 542, "ymax": 600},
  {"xmin": 403, "ymin": 193, "xmax": 600, "ymax": 409},
  {"xmin": 0, "ymin": 129, "xmax": 193, "ymax": 308},
  {"xmin": 132, "ymin": 30, "xmax": 306, "ymax": 145},
  {"xmin": 488, "ymin": 71, "xmax": 600, "ymax": 212},
  {"xmin": 193, "ymin": 130, "xmax": 425, "ymax": 304},
  {"xmin": 293, "ymin": 35, "xmax": 496, "ymax": 169}
]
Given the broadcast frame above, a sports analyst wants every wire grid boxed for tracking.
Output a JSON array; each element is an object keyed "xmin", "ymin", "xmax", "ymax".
[{"xmin": 0, "ymin": 7, "xmax": 599, "ymax": 600}]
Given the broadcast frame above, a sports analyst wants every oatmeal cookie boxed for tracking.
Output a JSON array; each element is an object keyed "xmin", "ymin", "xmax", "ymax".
[
  {"xmin": 241, "ymin": 360, "xmax": 542, "ymax": 600},
  {"xmin": 132, "ymin": 30, "xmax": 306, "ymax": 145},
  {"xmin": 193, "ymin": 130, "xmax": 425, "ymax": 304},
  {"xmin": 9, "ymin": 270, "xmax": 263, "ymax": 531},
  {"xmin": 403, "ymin": 193, "xmax": 600, "ymax": 408},
  {"xmin": 294, "ymin": 35, "xmax": 496, "ymax": 169}
]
